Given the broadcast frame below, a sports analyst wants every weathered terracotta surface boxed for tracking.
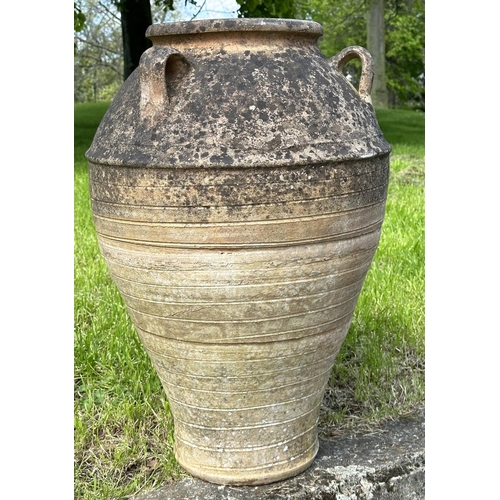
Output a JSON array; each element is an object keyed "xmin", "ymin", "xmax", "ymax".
[{"xmin": 86, "ymin": 18, "xmax": 391, "ymax": 486}]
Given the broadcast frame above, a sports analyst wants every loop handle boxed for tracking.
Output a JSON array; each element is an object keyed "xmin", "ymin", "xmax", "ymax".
[
  {"xmin": 330, "ymin": 46, "xmax": 374, "ymax": 104},
  {"xmin": 139, "ymin": 46, "xmax": 188, "ymax": 121}
]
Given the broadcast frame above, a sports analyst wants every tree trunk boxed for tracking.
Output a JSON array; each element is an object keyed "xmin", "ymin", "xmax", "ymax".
[
  {"xmin": 367, "ymin": 0, "xmax": 389, "ymax": 109},
  {"xmin": 120, "ymin": 0, "xmax": 153, "ymax": 81}
]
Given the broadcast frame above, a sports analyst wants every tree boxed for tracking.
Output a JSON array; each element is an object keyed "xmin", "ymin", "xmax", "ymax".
[
  {"xmin": 74, "ymin": 0, "xmax": 181, "ymax": 101},
  {"xmin": 74, "ymin": 0, "xmax": 124, "ymax": 102},
  {"xmin": 76, "ymin": 1, "xmax": 199, "ymax": 81},
  {"xmin": 116, "ymin": 0, "xmax": 155, "ymax": 80},
  {"xmin": 118, "ymin": 0, "xmax": 202, "ymax": 79},
  {"xmin": 367, "ymin": 0, "xmax": 389, "ymax": 108}
]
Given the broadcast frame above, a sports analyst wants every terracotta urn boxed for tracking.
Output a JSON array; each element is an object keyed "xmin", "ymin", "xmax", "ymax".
[{"xmin": 86, "ymin": 18, "xmax": 391, "ymax": 486}]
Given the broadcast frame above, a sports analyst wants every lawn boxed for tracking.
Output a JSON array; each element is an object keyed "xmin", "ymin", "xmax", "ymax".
[{"xmin": 74, "ymin": 104, "xmax": 424, "ymax": 499}]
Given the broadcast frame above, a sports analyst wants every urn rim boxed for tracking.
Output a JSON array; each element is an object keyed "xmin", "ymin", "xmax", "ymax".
[{"xmin": 145, "ymin": 18, "xmax": 324, "ymax": 38}]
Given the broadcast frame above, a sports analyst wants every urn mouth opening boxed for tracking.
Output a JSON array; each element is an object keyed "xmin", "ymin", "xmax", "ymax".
[{"xmin": 146, "ymin": 18, "xmax": 323, "ymax": 38}]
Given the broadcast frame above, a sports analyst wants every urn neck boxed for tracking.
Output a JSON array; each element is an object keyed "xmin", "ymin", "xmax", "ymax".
[{"xmin": 146, "ymin": 18, "xmax": 323, "ymax": 50}]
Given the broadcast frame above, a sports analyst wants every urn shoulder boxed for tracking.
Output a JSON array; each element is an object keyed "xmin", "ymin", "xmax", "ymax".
[{"xmin": 86, "ymin": 18, "xmax": 391, "ymax": 168}]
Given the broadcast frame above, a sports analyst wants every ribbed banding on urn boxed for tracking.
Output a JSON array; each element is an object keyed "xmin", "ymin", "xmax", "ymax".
[{"xmin": 86, "ymin": 18, "xmax": 391, "ymax": 485}]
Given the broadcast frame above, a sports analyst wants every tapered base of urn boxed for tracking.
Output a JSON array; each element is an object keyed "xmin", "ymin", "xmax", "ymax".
[{"xmin": 175, "ymin": 437, "xmax": 319, "ymax": 485}]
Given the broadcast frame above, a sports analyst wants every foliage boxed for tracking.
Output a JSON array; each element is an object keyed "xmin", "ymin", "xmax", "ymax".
[
  {"xmin": 74, "ymin": 0, "xmax": 424, "ymax": 108},
  {"xmin": 74, "ymin": 0, "xmax": 124, "ymax": 102},
  {"xmin": 153, "ymin": 0, "xmax": 199, "ymax": 14},
  {"xmin": 74, "ymin": 2, "xmax": 86, "ymax": 32},
  {"xmin": 301, "ymin": 0, "xmax": 366, "ymax": 89},
  {"xmin": 115, "ymin": 0, "xmax": 175, "ymax": 12},
  {"xmin": 302, "ymin": 0, "xmax": 424, "ymax": 110},
  {"xmin": 305, "ymin": 0, "xmax": 366, "ymax": 55},
  {"xmin": 75, "ymin": 0, "xmax": 194, "ymax": 30},
  {"xmin": 235, "ymin": 0, "xmax": 303, "ymax": 18},
  {"xmin": 74, "ymin": 0, "xmax": 188, "ymax": 102},
  {"xmin": 385, "ymin": 4, "xmax": 425, "ymax": 110}
]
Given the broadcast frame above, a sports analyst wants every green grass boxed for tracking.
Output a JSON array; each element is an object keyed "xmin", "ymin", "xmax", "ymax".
[
  {"xmin": 74, "ymin": 104, "xmax": 424, "ymax": 498},
  {"xmin": 74, "ymin": 102, "xmax": 183, "ymax": 500},
  {"xmin": 320, "ymin": 109, "xmax": 425, "ymax": 432}
]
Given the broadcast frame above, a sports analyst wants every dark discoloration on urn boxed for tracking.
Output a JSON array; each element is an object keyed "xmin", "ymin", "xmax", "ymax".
[
  {"xmin": 86, "ymin": 19, "xmax": 390, "ymax": 169},
  {"xmin": 89, "ymin": 156, "xmax": 389, "ymax": 222}
]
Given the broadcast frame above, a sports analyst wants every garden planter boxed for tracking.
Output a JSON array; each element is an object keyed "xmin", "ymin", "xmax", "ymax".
[{"xmin": 86, "ymin": 18, "xmax": 391, "ymax": 486}]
